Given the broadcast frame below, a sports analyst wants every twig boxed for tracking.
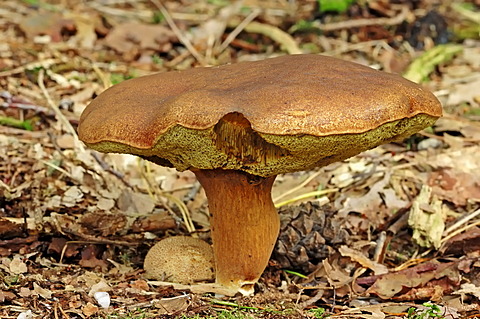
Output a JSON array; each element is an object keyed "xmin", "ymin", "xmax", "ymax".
[
  {"xmin": 1, "ymin": 91, "xmax": 54, "ymax": 116},
  {"xmin": 273, "ymin": 170, "xmax": 323, "ymax": 202},
  {"xmin": 373, "ymin": 231, "xmax": 387, "ymax": 264},
  {"xmin": 218, "ymin": 8, "xmax": 261, "ymax": 54},
  {"xmin": 37, "ymin": 69, "xmax": 85, "ymax": 152},
  {"xmin": 40, "ymin": 159, "xmax": 80, "ymax": 183},
  {"xmin": 150, "ymin": 0, "xmax": 207, "ymax": 66},
  {"xmin": 444, "ymin": 208, "xmax": 480, "ymax": 236},
  {"xmin": 227, "ymin": 19, "xmax": 302, "ymax": 54},
  {"xmin": 319, "ymin": 6, "xmax": 409, "ymax": 32},
  {"xmin": 274, "ymin": 188, "xmax": 337, "ymax": 208},
  {"xmin": 91, "ymin": 151, "xmax": 132, "ymax": 187},
  {"xmin": 0, "ymin": 179, "xmax": 12, "ymax": 192},
  {"xmin": 141, "ymin": 161, "xmax": 196, "ymax": 234},
  {"xmin": 440, "ymin": 220, "xmax": 480, "ymax": 247},
  {"xmin": 91, "ymin": 63, "xmax": 112, "ymax": 90},
  {"xmin": 0, "ymin": 58, "xmax": 61, "ymax": 77}
]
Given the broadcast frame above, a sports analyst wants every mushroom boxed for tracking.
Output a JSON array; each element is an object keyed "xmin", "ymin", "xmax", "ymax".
[
  {"xmin": 144, "ymin": 236, "xmax": 215, "ymax": 284},
  {"xmin": 78, "ymin": 54, "xmax": 442, "ymax": 295}
]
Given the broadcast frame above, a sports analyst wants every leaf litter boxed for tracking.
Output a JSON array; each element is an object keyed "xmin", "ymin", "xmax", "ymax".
[{"xmin": 1, "ymin": 0, "xmax": 480, "ymax": 318}]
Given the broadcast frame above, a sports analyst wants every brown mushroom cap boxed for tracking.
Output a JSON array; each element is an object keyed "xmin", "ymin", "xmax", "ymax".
[
  {"xmin": 144, "ymin": 236, "xmax": 215, "ymax": 284},
  {"xmin": 78, "ymin": 54, "xmax": 442, "ymax": 177}
]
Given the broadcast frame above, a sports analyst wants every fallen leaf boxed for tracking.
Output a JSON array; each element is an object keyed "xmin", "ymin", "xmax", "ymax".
[
  {"xmin": 82, "ymin": 302, "xmax": 99, "ymax": 317},
  {"xmin": 339, "ymin": 246, "xmax": 388, "ymax": 275},
  {"xmin": 56, "ymin": 134, "xmax": 75, "ymax": 149},
  {"xmin": 447, "ymin": 76, "xmax": 480, "ymax": 106},
  {"xmin": 117, "ymin": 189, "xmax": 155, "ymax": 214},
  {"xmin": 19, "ymin": 12, "xmax": 75, "ymax": 42},
  {"xmin": 96, "ymin": 197, "xmax": 115, "ymax": 211},
  {"xmin": 104, "ymin": 22, "xmax": 176, "ymax": 54},
  {"xmin": 80, "ymin": 212, "xmax": 126, "ymax": 236},
  {"xmin": 9, "ymin": 256, "xmax": 28, "ymax": 274},
  {"xmin": 47, "ymin": 237, "xmax": 79, "ymax": 258},
  {"xmin": 339, "ymin": 171, "xmax": 408, "ymax": 225},
  {"xmin": 441, "ymin": 227, "xmax": 480, "ymax": 255},
  {"xmin": 360, "ymin": 260, "xmax": 461, "ymax": 299},
  {"xmin": 33, "ymin": 282, "xmax": 52, "ymax": 299},
  {"xmin": 62, "ymin": 186, "xmax": 84, "ymax": 207},
  {"xmin": 453, "ymin": 283, "xmax": 480, "ymax": 300},
  {"xmin": 65, "ymin": 12, "xmax": 98, "ymax": 49},
  {"xmin": 79, "ymin": 245, "xmax": 108, "ymax": 270}
]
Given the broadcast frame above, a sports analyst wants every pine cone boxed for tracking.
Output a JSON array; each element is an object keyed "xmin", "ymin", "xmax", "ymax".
[{"xmin": 273, "ymin": 202, "xmax": 349, "ymax": 273}]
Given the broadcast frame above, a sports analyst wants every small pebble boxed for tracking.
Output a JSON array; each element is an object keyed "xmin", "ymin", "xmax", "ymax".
[
  {"xmin": 94, "ymin": 291, "xmax": 111, "ymax": 309},
  {"xmin": 418, "ymin": 138, "xmax": 443, "ymax": 150}
]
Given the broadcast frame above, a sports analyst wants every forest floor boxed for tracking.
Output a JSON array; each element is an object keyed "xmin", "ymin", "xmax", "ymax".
[{"xmin": 1, "ymin": 0, "xmax": 480, "ymax": 318}]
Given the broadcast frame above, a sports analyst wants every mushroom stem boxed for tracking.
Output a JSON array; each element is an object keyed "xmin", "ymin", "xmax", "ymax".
[{"xmin": 193, "ymin": 169, "xmax": 279, "ymax": 296}]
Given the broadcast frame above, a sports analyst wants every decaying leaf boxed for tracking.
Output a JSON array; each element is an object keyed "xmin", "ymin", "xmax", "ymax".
[
  {"xmin": 117, "ymin": 189, "xmax": 155, "ymax": 214},
  {"xmin": 82, "ymin": 302, "xmax": 99, "ymax": 317},
  {"xmin": 33, "ymin": 282, "xmax": 52, "ymax": 299},
  {"xmin": 18, "ymin": 12, "xmax": 75, "ymax": 42},
  {"xmin": 339, "ymin": 170, "xmax": 408, "ymax": 225},
  {"xmin": 453, "ymin": 283, "xmax": 480, "ymax": 300},
  {"xmin": 339, "ymin": 245, "xmax": 388, "ymax": 275},
  {"xmin": 446, "ymin": 75, "xmax": 480, "ymax": 106},
  {"xmin": 360, "ymin": 260, "xmax": 461, "ymax": 300},
  {"xmin": 441, "ymin": 226, "xmax": 480, "ymax": 255},
  {"xmin": 9, "ymin": 256, "xmax": 28, "ymax": 274},
  {"xmin": 153, "ymin": 295, "xmax": 190, "ymax": 315},
  {"xmin": 80, "ymin": 211, "xmax": 127, "ymax": 236},
  {"xmin": 428, "ymin": 168, "xmax": 480, "ymax": 206},
  {"xmin": 104, "ymin": 22, "xmax": 176, "ymax": 54}
]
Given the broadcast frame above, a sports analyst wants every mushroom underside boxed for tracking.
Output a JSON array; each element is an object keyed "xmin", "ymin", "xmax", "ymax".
[{"xmin": 85, "ymin": 112, "xmax": 438, "ymax": 177}]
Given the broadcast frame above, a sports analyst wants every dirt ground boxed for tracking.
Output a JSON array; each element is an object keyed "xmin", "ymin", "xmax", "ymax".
[{"xmin": 1, "ymin": 0, "xmax": 480, "ymax": 318}]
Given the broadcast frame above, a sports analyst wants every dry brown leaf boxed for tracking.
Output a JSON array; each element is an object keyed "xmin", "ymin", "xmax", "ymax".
[
  {"xmin": 62, "ymin": 186, "xmax": 84, "ymax": 207},
  {"xmin": 447, "ymin": 76, "xmax": 480, "ymax": 106},
  {"xmin": 339, "ymin": 171, "xmax": 408, "ymax": 225},
  {"xmin": 341, "ymin": 304, "xmax": 386, "ymax": 319},
  {"xmin": 441, "ymin": 226, "xmax": 480, "ymax": 255},
  {"xmin": 117, "ymin": 189, "xmax": 155, "ymax": 214},
  {"xmin": 453, "ymin": 283, "xmax": 480, "ymax": 300},
  {"xmin": 153, "ymin": 295, "xmax": 190, "ymax": 314},
  {"xmin": 80, "ymin": 212, "xmax": 126, "ymax": 236},
  {"xmin": 339, "ymin": 246, "xmax": 388, "ymax": 275},
  {"xmin": 89, "ymin": 281, "xmax": 111, "ymax": 296},
  {"xmin": 9, "ymin": 256, "xmax": 27, "ymax": 274},
  {"xmin": 322, "ymin": 259, "xmax": 353, "ymax": 289},
  {"xmin": 79, "ymin": 245, "xmax": 109, "ymax": 270},
  {"xmin": 65, "ymin": 12, "xmax": 98, "ymax": 49},
  {"xmin": 18, "ymin": 287, "xmax": 31, "ymax": 298},
  {"xmin": 18, "ymin": 12, "xmax": 75, "ymax": 42},
  {"xmin": 33, "ymin": 282, "xmax": 52, "ymax": 299},
  {"xmin": 362, "ymin": 260, "xmax": 461, "ymax": 299},
  {"xmin": 82, "ymin": 302, "xmax": 99, "ymax": 317},
  {"xmin": 104, "ymin": 22, "xmax": 176, "ymax": 54},
  {"xmin": 48, "ymin": 237, "xmax": 79, "ymax": 258},
  {"xmin": 56, "ymin": 134, "xmax": 75, "ymax": 149},
  {"xmin": 96, "ymin": 197, "xmax": 115, "ymax": 211},
  {"xmin": 428, "ymin": 169, "xmax": 480, "ymax": 206}
]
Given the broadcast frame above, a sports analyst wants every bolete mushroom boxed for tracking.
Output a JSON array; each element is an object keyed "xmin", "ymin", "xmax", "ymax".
[{"xmin": 78, "ymin": 54, "xmax": 442, "ymax": 295}]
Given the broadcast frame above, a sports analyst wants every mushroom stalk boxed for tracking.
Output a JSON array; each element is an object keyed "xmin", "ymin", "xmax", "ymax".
[{"xmin": 193, "ymin": 169, "xmax": 279, "ymax": 296}]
